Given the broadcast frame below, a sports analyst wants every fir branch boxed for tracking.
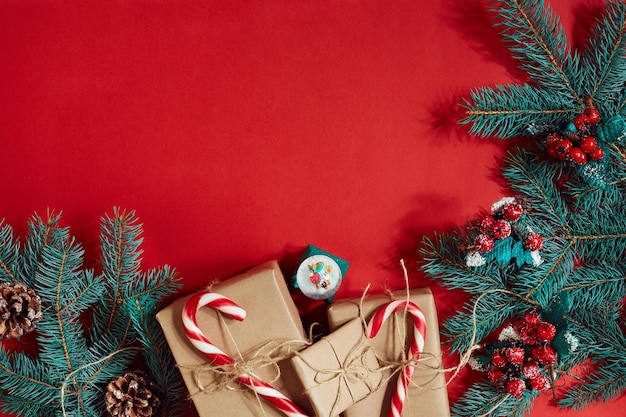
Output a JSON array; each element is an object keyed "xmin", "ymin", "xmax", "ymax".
[
  {"xmin": 558, "ymin": 362, "xmax": 626, "ymax": 409},
  {"xmin": 21, "ymin": 211, "xmax": 67, "ymax": 288},
  {"xmin": 0, "ymin": 220, "xmax": 19, "ymax": 283},
  {"xmin": 420, "ymin": 233, "xmax": 507, "ymax": 294},
  {"xmin": 491, "ymin": 0, "xmax": 581, "ymax": 102},
  {"xmin": 443, "ymin": 292, "xmax": 524, "ymax": 353},
  {"xmin": 126, "ymin": 297, "xmax": 189, "ymax": 417},
  {"xmin": 0, "ymin": 349, "xmax": 61, "ymax": 403},
  {"xmin": 98, "ymin": 207, "xmax": 144, "ymax": 334},
  {"xmin": 461, "ymin": 84, "xmax": 579, "ymax": 138},
  {"xmin": 581, "ymin": 2, "xmax": 626, "ymax": 110},
  {"xmin": 452, "ymin": 381, "xmax": 534, "ymax": 417},
  {"xmin": 501, "ymin": 148, "xmax": 569, "ymax": 232}
]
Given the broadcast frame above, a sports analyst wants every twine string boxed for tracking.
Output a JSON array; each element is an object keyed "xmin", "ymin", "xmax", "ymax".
[
  {"xmin": 295, "ymin": 332, "xmax": 381, "ymax": 417},
  {"xmin": 180, "ymin": 308, "xmax": 311, "ymax": 417}
]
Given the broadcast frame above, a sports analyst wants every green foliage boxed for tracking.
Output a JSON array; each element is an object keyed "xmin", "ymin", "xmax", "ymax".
[
  {"xmin": 461, "ymin": 0, "xmax": 626, "ymax": 141},
  {"xmin": 422, "ymin": 1, "xmax": 626, "ymax": 415},
  {"xmin": 0, "ymin": 210, "xmax": 189, "ymax": 417},
  {"xmin": 451, "ymin": 381, "xmax": 535, "ymax": 417}
]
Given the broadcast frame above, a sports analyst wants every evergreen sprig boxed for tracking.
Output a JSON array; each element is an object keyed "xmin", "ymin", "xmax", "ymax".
[
  {"xmin": 0, "ymin": 210, "xmax": 189, "ymax": 417},
  {"xmin": 461, "ymin": 0, "xmax": 626, "ymax": 140},
  {"xmin": 421, "ymin": 1, "xmax": 626, "ymax": 414}
]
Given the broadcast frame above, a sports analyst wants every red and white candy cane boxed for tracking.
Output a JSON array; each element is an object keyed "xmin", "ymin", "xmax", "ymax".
[
  {"xmin": 366, "ymin": 300, "xmax": 427, "ymax": 417},
  {"xmin": 182, "ymin": 291, "xmax": 310, "ymax": 417}
]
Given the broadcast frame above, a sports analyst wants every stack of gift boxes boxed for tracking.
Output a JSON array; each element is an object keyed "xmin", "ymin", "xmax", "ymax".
[{"xmin": 157, "ymin": 260, "xmax": 451, "ymax": 417}]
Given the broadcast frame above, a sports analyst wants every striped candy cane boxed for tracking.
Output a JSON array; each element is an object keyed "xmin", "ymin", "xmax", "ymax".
[
  {"xmin": 182, "ymin": 291, "xmax": 310, "ymax": 417},
  {"xmin": 366, "ymin": 300, "xmax": 427, "ymax": 417}
]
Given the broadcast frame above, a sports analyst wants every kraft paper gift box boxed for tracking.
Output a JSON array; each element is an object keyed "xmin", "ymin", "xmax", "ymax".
[
  {"xmin": 290, "ymin": 318, "xmax": 383, "ymax": 417},
  {"xmin": 326, "ymin": 288, "xmax": 451, "ymax": 417},
  {"xmin": 156, "ymin": 260, "xmax": 312, "ymax": 417}
]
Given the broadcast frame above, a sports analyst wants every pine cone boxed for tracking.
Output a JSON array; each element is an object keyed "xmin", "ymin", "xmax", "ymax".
[
  {"xmin": 0, "ymin": 282, "xmax": 43, "ymax": 339},
  {"xmin": 105, "ymin": 371, "xmax": 161, "ymax": 417}
]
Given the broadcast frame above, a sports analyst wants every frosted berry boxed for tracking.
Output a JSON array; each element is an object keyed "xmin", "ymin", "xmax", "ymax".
[
  {"xmin": 491, "ymin": 220, "xmax": 512, "ymax": 239},
  {"xmin": 573, "ymin": 114, "xmax": 591, "ymax": 131},
  {"xmin": 474, "ymin": 234, "xmax": 495, "ymax": 253},
  {"xmin": 536, "ymin": 322, "xmax": 556, "ymax": 342},
  {"xmin": 569, "ymin": 147, "xmax": 587, "ymax": 165},
  {"xmin": 589, "ymin": 147, "xmax": 604, "ymax": 161},
  {"xmin": 529, "ymin": 374, "xmax": 550, "ymax": 391},
  {"xmin": 502, "ymin": 202, "xmax": 524, "ymax": 222},
  {"xmin": 506, "ymin": 378, "xmax": 527, "ymax": 398},
  {"xmin": 491, "ymin": 350, "xmax": 507, "ymax": 367},
  {"xmin": 520, "ymin": 329, "xmax": 537, "ymax": 345},
  {"xmin": 478, "ymin": 215, "xmax": 495, "ymax": 234},
  {"xmin": 531, "ymin": 345, "xmax": 556, "ymax": 366},
  {"xmin": 523, "ymin": 232, "xmax": 543, "ymax": 251},
  {"xmin": 556, "ymin": 139, "xmax": 573, "ymax": 160},
  {"xmin": 506, "ymin": 347, "xmax": 526, "ymax": 364},
  {"xmin": 521, "ymin": 361, "xmax": 540, "ymax": 379},
  {"xmin": 523, "ymin": 311, "xmax": 541, "ymax": 326},
  {"xmin": 545, "ymin": 132, "xmax": 563, "ymax": 148},
  {"xmin": 487, "ymin": 368, "xmax": 505, "ymax": 384},
  {"xmin": 580, "ymin": 136, "xmax": 597, "ymax": 153},
  {"xmin": 584, "ymin": 106, "xmax": 600, "ymax": 123}
]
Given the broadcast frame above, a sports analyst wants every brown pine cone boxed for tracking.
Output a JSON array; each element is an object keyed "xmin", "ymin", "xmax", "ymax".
[
  {"xmin": 0, "ymin": 282, "xmax": 43, "ymax": 339},
  {"xmin": 105, "ymin": 371, "xmax": 161, "ymax": 417}
]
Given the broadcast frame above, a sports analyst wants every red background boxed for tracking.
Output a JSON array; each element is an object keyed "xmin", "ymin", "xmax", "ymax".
[{"xmin": 1, "ymin": 0, "xmax": 624, "ymax": 416}]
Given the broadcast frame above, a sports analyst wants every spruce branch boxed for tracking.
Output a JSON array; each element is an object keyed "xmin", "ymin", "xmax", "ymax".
[
  {"xmin": 0, "ymin": 210, "xmax": 185, "ymax": 417},
  {"xmin": 461, "ymin": 84, "xmax": 579, "ymax": 138},
  {"xmin": 491, "ymin": 0, "xmax": 580, "ymax": 101},
  {"xmin": 580, "ymin": 1, "xmax": 626, "ymax": 110},
  {"xmin": 451, "ymin": 381, "xmax": 534, "ymax": 417},
  {"xmin": 0, "ymin": 220, "xmax": 19, "ymax": 283}
]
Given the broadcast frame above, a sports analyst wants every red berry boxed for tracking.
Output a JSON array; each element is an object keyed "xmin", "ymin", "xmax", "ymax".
[
  {"xmin": 478, "ymin": 215, "xmax": 495, "ymax": 234},
  {"xmin": 574, "ymin": 114, "xmax": 591, "ymax": 131},
  {"xmin": 521, "ymin": 332, "xmax": 537, "ymax": 346},
  {"xmin": 556, "ymin": 139, "xmax": 573, "ymax": 160},
  {"xmin": 545, "ymin": 132, "xmax": 563, "ymax": 148},
  {"xmin": 580, "ymin": 136, "xmax": 597, "ymax": 153},
  {"xmin": 506, "ymin": 347, "xmax": 526, "ymax": 364},
  {"xmin": 584, "ymin": 106, "xmax": 600, "ymax": 123},
  {"xmin": 547, "ymin": 147, "xmax": 559, "ymax": 159},
  {"xmin": 529, "ymin": 375, "xmax": 550, "ymax": 391},
  {"xmin": 523, "ymin": 232, "xmax": 543, "ymax": 251},
  {"xmin": 524, "ymin": 311, "xmax": 541, "ymax": 326},
  {"xmin": 530, "ymin": 346, "xmax": 557, "ymax": 366},
  {"xmin": 506, "ymin": 378, "xmax": 527, "ymax": 398},
  {"xmin": 502, "ymin": 203, "xmax": 524, "ymax": 222},
  {"xmin": 522, "ymin": 361, "xmax": 540, "ymax": 379},
  {"xmin": 536, "ymin": 322, "xmax": 557, "ymax": 342},
  {"xmin": 488, "ymin": 368, "xmax": 505, "ymax": 384},
  {"xmin": 474, "ymin": 234, "xmax": 494, "ymax": 253},
  {"xmin": 569, "ymin": 147, "xmax": 587, "ymax": 165},
  {"xmin": 589, "ymin": 147, "xmax": 604, "ymax": 161},
  {"xmin": 491, "ymin": 220, "xmax": 512, "ymax": 240},
  {"xmin": 491, "ymin": 350, "xmax": 507, "ymax": 367}
]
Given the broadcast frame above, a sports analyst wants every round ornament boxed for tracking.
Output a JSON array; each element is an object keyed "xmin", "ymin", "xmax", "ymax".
[{"xmin": 295, "ymin": 254, "xmax": 343, "ymax": 301}]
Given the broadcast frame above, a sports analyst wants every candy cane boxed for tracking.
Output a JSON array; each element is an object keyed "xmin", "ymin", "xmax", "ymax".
[
  {"xmin": 366, "ymin": 300, "xmax": 427, "ymax": 417},
  {"xmin": 183, "ymin": 291, "xmax": 310, "ymax": 417}
]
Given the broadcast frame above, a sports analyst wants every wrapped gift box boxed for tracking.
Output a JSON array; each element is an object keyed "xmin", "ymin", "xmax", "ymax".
[
  {"xmin": 290, "ymin": 318, "xmax": 383, "ymax": 417},
  {"xmin": 327, "ymin": 288, "xmax": 451, "ymax": 417},
  {"xmin": 156, "ymin": 261, "xmax": 312, "ymax": 417}
]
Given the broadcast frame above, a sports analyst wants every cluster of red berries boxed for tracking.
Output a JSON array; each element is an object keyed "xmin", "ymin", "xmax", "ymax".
[
  {"xmin": 472, "ymin": 200, "xmax": 542, "ymax": 254},
  {"xmin": 544, "ymin": 103, "xmax": 604, "ymax": 165},
  {"xmin": 487, "ymin": 311, "xmax": 557, "ymax": 398}
]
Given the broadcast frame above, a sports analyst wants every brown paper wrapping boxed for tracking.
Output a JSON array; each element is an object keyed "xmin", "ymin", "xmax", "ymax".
[
  {"xmin": 290, "ymin": 318, "xmax": 382, "ymax": 417},
  {"xmin": 326, "ymin": 288, "xmax": 451, "ymax": 417},
  {"xmin": 156, "ymin": 260, "xmax": 312, "ymax": 417}
]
